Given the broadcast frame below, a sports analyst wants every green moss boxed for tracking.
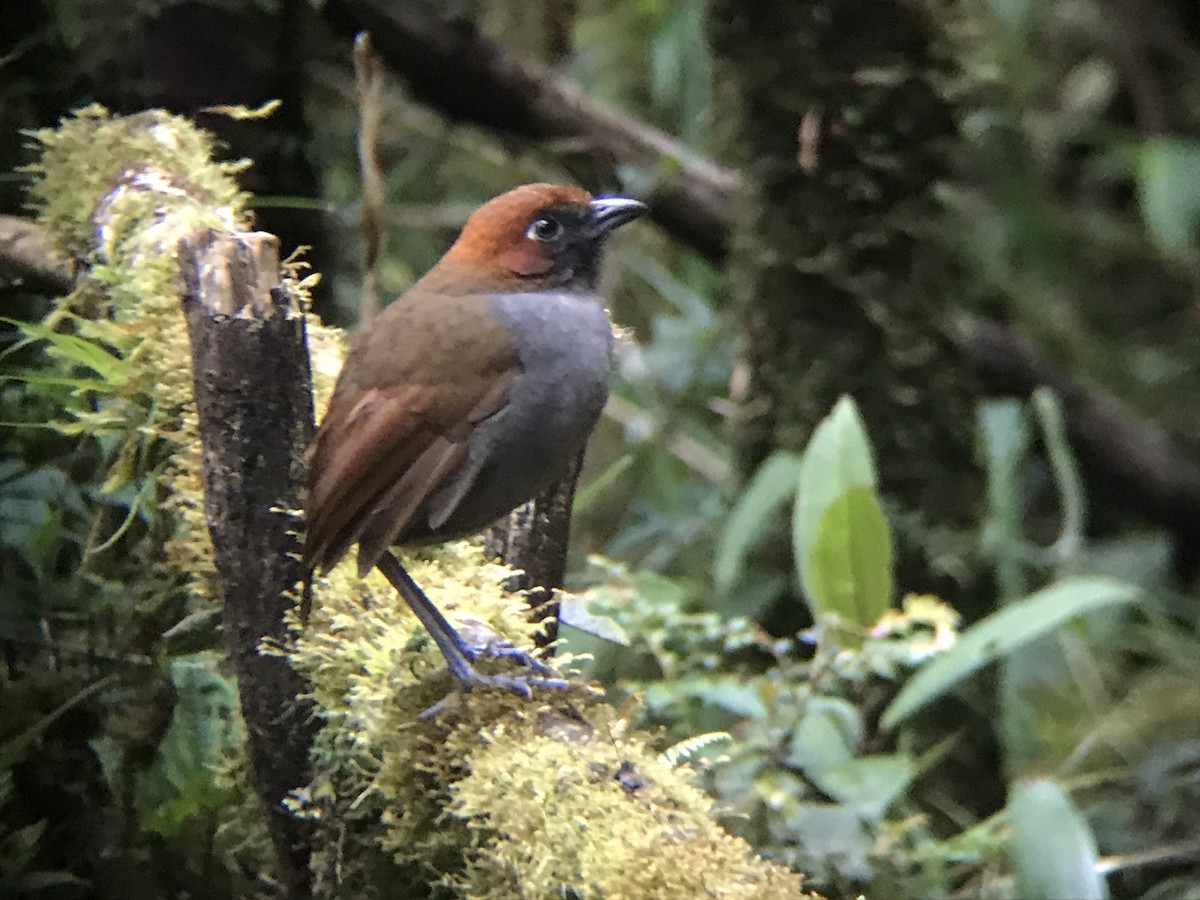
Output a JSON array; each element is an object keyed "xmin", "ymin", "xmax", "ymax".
[
  {"xmin": 24, "ymin": 105, "xmax": 331, "ymax": 611},
  {"xmin": 448, "ymin": 697, "xmax": 810, "ymax": 899},
  {"xmin": 291, "ymin": 545, "xmax": 815, "ymax": 899},
  {"xmin": 26, "ymin": 103, "xmax": 250, "ymax": 259}
]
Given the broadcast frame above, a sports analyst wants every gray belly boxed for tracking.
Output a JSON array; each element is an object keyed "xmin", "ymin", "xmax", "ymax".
[{"xmin": 421, "ymin": 290, "xmax": 613, "ymax": 540}]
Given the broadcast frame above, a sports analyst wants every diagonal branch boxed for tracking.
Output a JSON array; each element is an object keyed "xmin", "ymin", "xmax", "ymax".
[
  {"xmin": 0, "ymin": 213, "xmax": 73, "ymax": 294},
  {"xmin": 966, "ymin": 318, "xmax": 1200, "ymax": 570},
  {"xmin": 322, "ymin": 0, "xmax": 741, "ymax": 259}
]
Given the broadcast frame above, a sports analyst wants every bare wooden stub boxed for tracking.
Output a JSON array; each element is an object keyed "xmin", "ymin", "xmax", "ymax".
[
  {"xmin": 485, "ymin": 451, "xmax": 585, "ymax": 648},
  {"xmin": 179, "ymin": 228, "xmax": 316, "ymax": 898}
]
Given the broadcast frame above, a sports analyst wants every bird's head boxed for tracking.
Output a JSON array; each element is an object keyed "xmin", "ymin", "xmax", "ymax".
[{"xmin": 433, "ymin": 183, "xmax": 646, "ymax": 293}]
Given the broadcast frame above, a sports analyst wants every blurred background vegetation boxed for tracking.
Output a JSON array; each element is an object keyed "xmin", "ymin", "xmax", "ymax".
[{"xmin": 3, "ymin": 0, "xmax": 1200, "ymax": 897}]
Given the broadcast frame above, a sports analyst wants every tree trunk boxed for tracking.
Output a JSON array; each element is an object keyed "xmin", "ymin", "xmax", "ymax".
[{"xmin": 708, "ymin": 0, "xmax": 986, "ymax": 614}]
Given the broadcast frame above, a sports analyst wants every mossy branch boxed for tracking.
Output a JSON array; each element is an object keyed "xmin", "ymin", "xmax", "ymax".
[{"xmin": 294, "ymin": 545, "xmax": 817, "ymax": 899}]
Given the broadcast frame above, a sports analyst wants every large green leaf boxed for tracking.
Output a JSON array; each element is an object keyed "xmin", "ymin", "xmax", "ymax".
[
  {"xmin": 794, "ymin": 396, "xmax": 893, "ymax": 628},
  {"xmin": 1009, "ymin": 778, "xmax": 1107, "ymax": 899},
  {"xmin": 714, "ymin": 450, "xmax": 802, "ymax": 595},
  {"xmin": 804, "ymin": 487, "xmax": 893, "ymax": 628},
  {"xmin": 882, "ymin": 577, "xmax": 1138, "ymax": 728},
  {"xmin": 1138, "ymin": 138, "xmax": 1200, "ymax": 259}
]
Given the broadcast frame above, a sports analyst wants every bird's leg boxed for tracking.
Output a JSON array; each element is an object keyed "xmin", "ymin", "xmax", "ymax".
[{"xmin": 375, "ymin": 551, "xmax": 568, "ymax": 706}]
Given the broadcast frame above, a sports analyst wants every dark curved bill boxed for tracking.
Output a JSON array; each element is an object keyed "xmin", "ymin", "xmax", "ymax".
[{"xmin": 586, "ymin": 197, "xmax": 648, "ymax": 237}]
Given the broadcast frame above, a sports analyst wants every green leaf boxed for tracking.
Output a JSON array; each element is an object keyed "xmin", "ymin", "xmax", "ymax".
[
  {"xmin": 785, "ymin": 803, "xmax": 873, "ymax": 881},
  {"xmin": 978, "ymin": 399, "xmax": 1032, "ymax": 598},
  {"xmin": 786, "ymin": 698, "xmax": 912, "ymax": 820},
  {"xmin": 645, "ymin": 676, "xmax": 768, "ymax": 721},
  {"xmin": 135, "ymin": 654, "xmax": 241, "ymax": 836},
  {"xmin": 0, "ymin": 373, "xmax": 112, "ymax": 393},
  {"xmin": 557, "ymin": 594, "xmax": 630, "ymax": 647},
  {"xmin": 0, "ymin": 676, "xmax": 117, "ymax": 772},
  {"xmin": 978, "ymin": 399, "xmax": 1029, "ymax": 491},
  {"xmin": 815, "ymin": 754, "xmax": 914, "ymax": 821},
  {"xmin": 788, "ymin": 698, "xmax": 859, "ymax": 775},
  {"xmin": 714, "ymin": 450, "xmax": 802, "ymax": 595},
  {"xmin": 0, "ymin": 317, "xmax": 129, "ymax": 384},
  {"xmin": 805, "ymin": 488, "xmax": 893, "ymax": 629},
  {"xmin": 794, "ymin": 396, "xmax": 894, "ymax": 629},
  {"xmin": 1137, "ymin": 138, "xmax": 1200, "ymax": 258},
  {"xmin": 688, "ymin": 677, "xmax": 768, "ymax": 720},
  {"xmin": 882, "ymin": 577, "xmax": 1138, "ymax": 728},
  {"xmin": 1009, "ymin": 778, "xmax": 1107, "ymax": 899}
]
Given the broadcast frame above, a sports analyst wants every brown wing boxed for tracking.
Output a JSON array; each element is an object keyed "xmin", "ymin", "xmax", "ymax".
[
  {"xmin": 303, "ymin": 369, "xmax": 515, "ymax": 577},
  {"xmin": 303, "ymin": 291, "xmax": 519, "ymax": 577}
]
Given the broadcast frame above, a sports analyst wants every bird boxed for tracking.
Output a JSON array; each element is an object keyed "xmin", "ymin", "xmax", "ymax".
[{"xmin": 303, "ymin": 182, "xmax": 646, "ymax": 705}]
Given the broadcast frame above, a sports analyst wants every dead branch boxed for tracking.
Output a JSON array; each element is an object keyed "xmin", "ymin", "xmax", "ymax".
[
  {"xmin": 0, "ymin": 214, "xmax": 73, "ymax": 294},
  {"xmin": 180, "ymin": 229, "xmax": 318, "ymax": 897}
]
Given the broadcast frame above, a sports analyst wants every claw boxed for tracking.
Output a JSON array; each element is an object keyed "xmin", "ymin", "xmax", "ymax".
[
  {"xmin": 458, "ymin": 635, "xmax": 557, "ymax": 676},
  {"xmin": 419, "ymin": 670, "xmax": 572, "ymax": 720}
]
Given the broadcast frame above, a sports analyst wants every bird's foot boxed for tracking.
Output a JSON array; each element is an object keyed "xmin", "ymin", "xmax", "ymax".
[
  {"xmin": 420, "ymin": 666, "xmax": 571, "ymax": 719},
  {"xmin": 462, "ymin": 639, "xmax": 558, "ymax": 676},
  {"xmin": 454, "ymin": 620, "xmax": 557, "ymax": 676}
]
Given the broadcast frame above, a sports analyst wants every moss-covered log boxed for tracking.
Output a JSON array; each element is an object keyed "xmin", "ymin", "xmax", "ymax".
[{"xmin": 294, "ymin": 545, "xmax": 818, "ymax": 899}]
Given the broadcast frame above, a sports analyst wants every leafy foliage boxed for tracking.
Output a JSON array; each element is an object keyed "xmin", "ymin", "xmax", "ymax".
[
  {"xmin": 4, "ymin": 0, "xmax": 1200, "ymax": 897},
  {"xmin": 883, "ymin": 576, "xmax": 1139, "ymax": 728},
  {"xmin": 1009, "ymin": 778, "xmax": 1108, "ymax": 900},
  {"xmin": 794, "ymin": 397, "xmax": 894, "ymax": 633},
  {"xmin": 581, "ymin": 389, "xmax": 1194, "ymax": 897}
]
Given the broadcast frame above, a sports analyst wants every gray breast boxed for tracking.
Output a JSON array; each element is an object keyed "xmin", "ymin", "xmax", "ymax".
[{"xmin": 423, "ymin": 290, "xmax": 614, "ymax": 539}]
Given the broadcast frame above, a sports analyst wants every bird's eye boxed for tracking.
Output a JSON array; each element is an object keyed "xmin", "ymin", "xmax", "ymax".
[{"xmin": 526, "ymin": 216, "xmax": 564, "ymax": 243}]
